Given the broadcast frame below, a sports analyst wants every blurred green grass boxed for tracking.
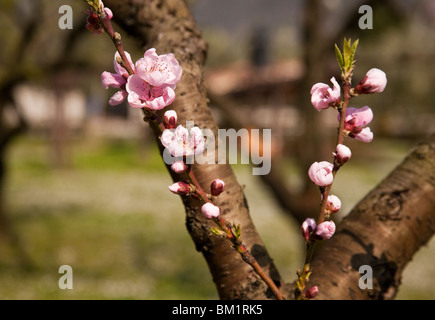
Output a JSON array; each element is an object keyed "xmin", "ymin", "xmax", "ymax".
[{"xmin": 0, "ymin": 135, "xmax": 433, "ymax": 299}]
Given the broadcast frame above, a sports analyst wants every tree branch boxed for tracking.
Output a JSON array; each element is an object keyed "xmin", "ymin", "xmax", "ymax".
[
  {"xmin": 309, "ymin": 133, "xmax": 435, "ymax": 299},
  {"xmin": 104, "ymin": 0, "xmax": 284, "ymax": 299}
]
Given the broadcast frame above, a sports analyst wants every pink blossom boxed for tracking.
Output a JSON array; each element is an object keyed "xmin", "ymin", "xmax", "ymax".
[
  {"xmin": 305, "ymin": 286, "xmax": 319, "ymax": 299},
  {"xmin": 201, "ymin": 203, "xmax": 220, "ymax": 219},
  {"xmin": 135, "ymin": 48, "xmax": 182, "ymax": 87},
  {"xmin": 308, "ymin": 161, "xmax": 334, "ymax": 187},
  {"xmin": 315, "ymin": 221, "xmax": 336, "ymax": 240},
  {"xmin": 301, "ymin": 218, "xmax": 317, "ymax": 242},
  {"xmin": 163, "ymin": 110, "xmax": 178, "ymax": 129},
  {"xmin": 101, "ymin": 51, "xmax": 134, "ymax": 106},
  {"xmin": 171, "ymin": 160, "xmax": 188, "ymax": 174},
  {"xmin": 310, "ymin": 77, "xmax": 341, "ymax": 111},
  {"xmin": 126, "ymin": 75, "xmax": 175, "ymax": 110},
  {"xmin": 325, "ymin": 195, "xmax": 341, "ymax": 214},
  {"xmin": 355, "ymin": 68, "xmax": 387, "ymax": 94},
  {"xmin": 168, "ymin": 181, "xmax": 191, "ymax": 195},
  {"xmin": 354, "ymin": 127, "xmax": 373, "ymax": 143},
  {"xmin": 210, "ymin": 179, "xmax": 225, "ymax": 197},
  {"xmin": 160, "ymin": 125, "xmax": 205, "ymax": 157},
  {"xmin": 341, "ymin": 106, "xmax": 374, "ymax": 143},
  {"xmin": 85, "ymin": 7, "xmax": 113, "ymax": 35},
  {"xmin": 335, "ymin": 144, "xmax": 351, "ymax": 164}
]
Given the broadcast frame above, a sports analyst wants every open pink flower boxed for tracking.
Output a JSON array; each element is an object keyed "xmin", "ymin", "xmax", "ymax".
[
  {"xmin": 315, "ymin": 221, "xmax": 336, "ymax": 240},
  {"xmin": 341, "ymin": 106, "xmax": 374, "ymax": 143},
  {"xmin": 308, "ymin": 161, "xmax": 334, "ymax": 187},
  {"xmin": 101, "ymin": 51, "xmax": 134, "ymax": 106},
  {"xmin": 136, "ymin": 48, "xmax": 182, "ymax": 87},
  {"xmin": 355, "ymin": 68, "xmax": 387, "ymax": 94},
  {"xmin": 161, "ymin": 125, "xmax": 205, "ymax": 157},
  {"xmin": 310, "ymin": 77, "xmax": 341, "ymax": 111},
  {"xmin": 126, "ymin": 76, "xmax": 175, "ymax": 110}
]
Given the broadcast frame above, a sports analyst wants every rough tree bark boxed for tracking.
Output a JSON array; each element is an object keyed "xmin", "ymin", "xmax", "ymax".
[
  {"xmin": 310, "ymin": 134, "xmax": 435, "ymax": 299},
  {"xmin": 103, "ymin": 0, "xmax": 434, "ymax": 299},
  {"xmin": 104, "ymin": 0, "xmax": 284, "ymax": 299}
]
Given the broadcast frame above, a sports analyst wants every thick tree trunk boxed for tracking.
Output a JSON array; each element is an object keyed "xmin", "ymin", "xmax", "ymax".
[
  {"xmin": 310, "ymin": 134, "xmax": 435, "ymax": 299},
  {"xmin": 104, "ymin": 0, "xmax": 284, "ymax": 299}
]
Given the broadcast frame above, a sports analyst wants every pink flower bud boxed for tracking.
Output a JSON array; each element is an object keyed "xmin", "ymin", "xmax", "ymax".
[
  {"xmin": 353, "ymin": 127, "xmax": 373, "ymax": 143},
  {"xmin": 85, "ymin": 7, "xmax": 113, "ymax": 35},
  {"xmin": 355, "ymin": 68, "xmax": 387, "ymax": 94},
  {"xmin": 301, "ymin": 218, "xmax": 317, "ymax": 242},
  {"xmin": 310, "ymin": 77, "xmax": 341, "ymax": 111},
  {"xmin": 101, "ymin": 51, "xmax": 134, "ymax": 106},
  {"xmin": 210, "ymin": 179, "xmax": 225, "ymax": 197},
  {"xmin": 104, "ymin": 7, "xmax": 113, "ymax": 20},
  {"xmin": 201, "ymin": 203, "xmax": 220, "ymax": 219},
  {"xmin": 305, "ymin": 286, "xmax": 319, "ymax": 299},
  {"xmin": 315, "ymin": 221, "xmax": 336, "ymax": 240},
  {"xmin": 340, "ymin": 106, "xmax": 374, "ymax": 143},
  {"xmin": 163, "ymin": 110, "xmax": 177, "ymax": 129},
  {"xmin": 171, "ymin": 160, "xmax": 188, "ymax": 174},
  {"xmin": 168, "ymin": 181, "xmax": 191, "ymax": 195},
  {"xmin": 335, "ymin": 144, "xmax": 351, "ymax": 164},
  {"xmin": 308, "ymin": 161, "xmax": 334, "ymax": 187},
  {"xmin": 325, "ymin": 195, "xmax": 341, "ymax": 214}
]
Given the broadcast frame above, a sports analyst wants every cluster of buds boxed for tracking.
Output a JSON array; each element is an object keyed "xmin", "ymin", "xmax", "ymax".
[
  {"xmin": 199, "ymin": 179, "xmax": 226, "ymax": 220},
  {"xmin": 301, "ymin": 212, "xmax": 337, "ymax": 242},
  {"xmin": 160, "ymin": 110, "xmax": 224, "ymax": 221},
  {"xmin": 305, "ymin": 66, "xmax": 387, "ymax": 231},
  {"xmin": 307, "ymin": 67, "xmax": 387, "ymax": 186},
  {"xmin": 86, "ymin": 6, "xmax": 113, "ymax": 34},
  {"xmin": 298, "ymin": 60, "xmax": 387, "ymax": 300}
]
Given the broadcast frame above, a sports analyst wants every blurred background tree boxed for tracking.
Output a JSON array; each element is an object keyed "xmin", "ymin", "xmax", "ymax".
[{"xmin": 0, "ymin": 0, "xmax": 433, "ymax": 299}]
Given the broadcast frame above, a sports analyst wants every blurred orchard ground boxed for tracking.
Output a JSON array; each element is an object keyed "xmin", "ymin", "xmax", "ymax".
[{"xmin": 0, "ymin": 0, "xmax": 434, "ymax": 299}]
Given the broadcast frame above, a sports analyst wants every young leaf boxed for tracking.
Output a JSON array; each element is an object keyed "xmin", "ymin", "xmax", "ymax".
[
  {"xmin": 233, "ymin": 224, "xmax": 241, "ymax": 239},
  {"xmin": 349, "ymin": 39, "xmax": 359, "ymax": 68},
  {"xmin": 210, "ymin": 227, "xmax": 223, "ymax": 236},
  {"xmin": 335, "ymin": 44, "xmax": 344, "ymax": 70}
]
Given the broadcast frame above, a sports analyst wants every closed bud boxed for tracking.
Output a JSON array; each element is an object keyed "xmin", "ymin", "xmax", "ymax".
[
  {"xmin": 168, "ymin": 181, "xmax": 191, "ymax": 195},
  {"xmin": 308, "ymin": 161, "xmax": 334, "ymax": 187},
  {"xmin": 325, "ymin": 195, "xmax": 341, "ymax": 214},
  {"xmin": 305, "ymin": 286, "xmax": 319, "ymax": 299},
  {"xmin": 301, "ymin": 218, "xmax": 317, "ymax": 242},
  {"xmin": 163, "ymin": 110, "xmax": 177, "ymax": 129},
  {"xmin": 355, "ymin": 68, "xmax": 387, "ymax": 94},
  {"xmin": 201, "ymin": 203, "xmax": 220, "ymax": 219},
  {"xmin": 210, "ymin": 179, "xmax": 225, "ymax": 196},
  {"xmin": 314, "ymin": 221, "xmax": 336, "ymax": 240},
  {"xmin": 335, "ymin": 144, "xmax": 351, "ymax": 164},
  {"xmin": 171, "ymin": 160, "xmax": 188, "ymax": 174}
]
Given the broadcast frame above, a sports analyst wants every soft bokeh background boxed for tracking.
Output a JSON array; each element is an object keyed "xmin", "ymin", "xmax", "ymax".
[{"xmin": 0, "ymin": 0, "xmax": 434, "ymax": 299}]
